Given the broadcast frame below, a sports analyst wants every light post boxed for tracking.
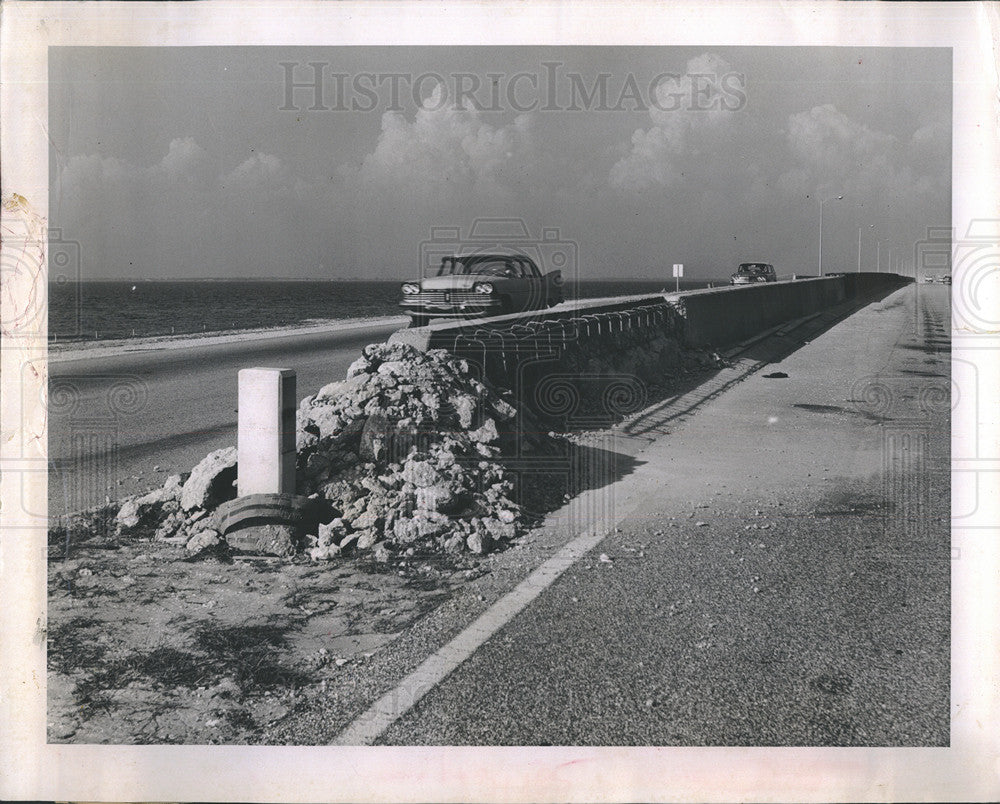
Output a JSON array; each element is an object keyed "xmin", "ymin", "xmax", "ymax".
[
  {"xmin": 876, "ymin": 240, "xmax": 881, "ymax": 272},
  {"xmin": 818, "ymin": 194, "xmax": 843, "ymax": 277},
  {"xmin": 857, "ymin": 223, "xmax": 874, "ymax": 272}
]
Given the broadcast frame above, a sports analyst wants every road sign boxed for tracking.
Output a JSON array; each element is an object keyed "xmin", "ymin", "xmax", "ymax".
[{"xmin": 672, "ymin": 263, "xmax": 683, "ymax": 292}]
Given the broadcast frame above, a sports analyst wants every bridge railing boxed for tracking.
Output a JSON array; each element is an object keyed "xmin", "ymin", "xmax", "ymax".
[{"xmin": 388, "ymin": 274, "xmax": 911, "ymax": 421}]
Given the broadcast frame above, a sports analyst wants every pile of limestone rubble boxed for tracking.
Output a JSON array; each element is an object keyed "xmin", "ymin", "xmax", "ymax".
[{"xmin": 113, "ymin": 342, "xmax": 557, "ymax": 560}]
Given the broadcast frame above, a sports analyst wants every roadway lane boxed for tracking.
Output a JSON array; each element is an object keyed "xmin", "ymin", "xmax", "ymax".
[
  {"xmin": 361, "ymin": 284, "xmax": 951, "ymax": 745},
  {"xmin": 48, "ymin": 319, "xmax": 407, "ymax": 516}
]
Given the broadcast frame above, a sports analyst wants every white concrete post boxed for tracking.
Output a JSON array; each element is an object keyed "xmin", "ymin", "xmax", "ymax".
[{"xmin": 238, "ymin": 367, "xmax": 296, "ymax": 496}]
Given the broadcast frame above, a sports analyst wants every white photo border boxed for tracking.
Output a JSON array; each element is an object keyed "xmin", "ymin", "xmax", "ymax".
[{"xmin": 1, "ymin": 1, "xmax": 998, "ymax": 801}]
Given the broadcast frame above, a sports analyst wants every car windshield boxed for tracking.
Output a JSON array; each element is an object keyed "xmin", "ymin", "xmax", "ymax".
[
  {"xmin": 738, "ymin": 263, "xmax": 769, "ymax": 274},
  {"xmin": 434, "ymin": 256, "xmax": 522, "ymax": 278}
]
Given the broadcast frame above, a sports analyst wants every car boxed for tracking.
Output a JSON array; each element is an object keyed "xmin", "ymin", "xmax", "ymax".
[
  {"xmin": 730, "ymin": 262, "xmax": 777, "ymax": 285},
  {"xmin": 923, "ymin": 275, "xmax": 936, "ymax": 283},
  {"xmin": 937, "ymin": 274, "xmax": 952, "ymax": 285},
  {"xmin": 400, "ymin": 253, "xmax": 563, "ymax": 327}
]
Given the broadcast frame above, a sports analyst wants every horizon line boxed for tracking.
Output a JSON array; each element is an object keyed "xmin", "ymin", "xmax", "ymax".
[{"xmin": 57, "ymin": 276, "xmax": 732, "ymax": 283}]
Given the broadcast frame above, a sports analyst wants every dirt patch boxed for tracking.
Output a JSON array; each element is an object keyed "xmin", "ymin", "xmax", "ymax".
[{"xmin": 47, "ymin": 528, "xmax": 481, "ymax": 744}]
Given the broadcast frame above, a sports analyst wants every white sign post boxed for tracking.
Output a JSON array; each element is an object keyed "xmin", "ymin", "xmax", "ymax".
[
  {"xmin": 238, "ymin": 367, "xmax": 297, "ymax": 496},
  {"xmin": 672, "ymin": 263, "xmax": 684, "ymax": 292}
]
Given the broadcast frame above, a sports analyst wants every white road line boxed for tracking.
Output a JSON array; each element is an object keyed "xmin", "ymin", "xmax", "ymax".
[{"xmin": 330, "ymin": 473, "xmax": 657, "ymax": 746}]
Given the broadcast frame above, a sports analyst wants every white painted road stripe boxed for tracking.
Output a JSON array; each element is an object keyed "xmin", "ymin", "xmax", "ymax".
[{"xmin": 330, "ymin": 479, "xmax": 653, "ymax": 745}]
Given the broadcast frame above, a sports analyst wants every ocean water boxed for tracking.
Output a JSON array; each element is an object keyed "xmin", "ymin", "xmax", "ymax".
[{"xmin": 48, "ymin": 279, "xmax": 714, "ymax": 343}]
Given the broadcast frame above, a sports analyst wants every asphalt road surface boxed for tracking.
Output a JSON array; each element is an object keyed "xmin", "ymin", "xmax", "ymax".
[
  {"xmin": 48, "ymin": 319, "xmax": 407, "ymax": 517},
  {"xmin": 330, "ymin": 283, "xmax": 950, "ymax": 746}
]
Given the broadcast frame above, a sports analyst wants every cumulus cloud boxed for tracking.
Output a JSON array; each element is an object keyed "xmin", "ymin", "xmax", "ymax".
[
  {"xmin": 58, "ymin": 137, "xmax": 218, "ymax": 212},
  {"xmin": 224, "ymin": 152, "xmax": 289, "ymax": 189},
  {"xmin": 157, "ymin": 137, "xmax": 211, "ymax": 181},
  {"xmin": 609, "ymin": 53, "xmax": 743, "ymax": 191},
  {"xmin": 54, "ymin": 138, "xmax": 346, "ymax": 278},
  {"xmin": 781, "ymin": 103, "xmax": 948, "ymax": 213},
  {"xmin": 357, "ymin": 82, "xmax": 536, "ymax": 200},
  {"xmin": 786, "ymin": 104, "xmax": 896, "ymax": 179},
  {"xmin": 775, "ymin": 103, "xmax": 950, "ymax": 273}
]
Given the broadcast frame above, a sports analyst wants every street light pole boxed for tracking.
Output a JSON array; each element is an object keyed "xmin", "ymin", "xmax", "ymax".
[
  {"xmin": 876, "ymin": 240, "xmax": 881, "ymax": 272},
  {"xmin": 818, "ymin": 194, "xmax": 843, "ymax": 277},
  {"xmin": 862, "ymin": 223, "xmax": 875, "ymax": 272}
]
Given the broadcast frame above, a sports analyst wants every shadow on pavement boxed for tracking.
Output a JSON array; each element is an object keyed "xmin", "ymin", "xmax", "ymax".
[
  {"xmin": 504, "ymin": 439, "xmax": 644, "ymax": 527},
  {"xmin": 621, "ymin": 284, "xmax": 919, "ymax": 440}
]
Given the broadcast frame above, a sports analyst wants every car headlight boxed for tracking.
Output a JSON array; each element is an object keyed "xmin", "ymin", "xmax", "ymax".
[
  {"xmin": 401, "ymin": 283, "xmax": 420, "ymax": 295},
  {"xmin": 473, "ymin": 282, "xmax": 494, "ymax": 294}
]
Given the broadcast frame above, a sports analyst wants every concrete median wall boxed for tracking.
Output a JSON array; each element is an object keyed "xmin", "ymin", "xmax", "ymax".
[
  {"xmin": 676, "ymin": 272, "xmax": 910, "ymax": 347},
  {"xmin": 387, "ymin": 273, "xmax": 911, "ymax": 414},
  {"xmin": 391, "ymin": 273, "xmax": 910, "ymax": 353}
]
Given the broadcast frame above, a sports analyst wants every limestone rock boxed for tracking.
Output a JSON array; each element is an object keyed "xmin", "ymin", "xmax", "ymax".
[
  {"xmin": 491, "ymin": 395, "xmax": 518, "ymax": 421},
  {"xmin": 180, "ymin": 447, "xmax": 237, "ymax": 512},
  {"xmin": 162, "ymin": 473, "xmax": 186, "ymax": 500},
  {"xmin": 393, "ymin": 511, "xmax": 449, "ymax": 543},
  {"xmin": 226, "ymin": 524, "xmax": 297, "ymax": 558},
  {"xmin": 444, "ymin": 532, "xmax": 467, "ymax": 553},
  {"xmin": 401, "ymin": 459, "xmax": 440, "ymax": 489},
  {"xmin": 469, "ymin": 417, "xmax": 499, "ymax": 444},
  {"xmin": 316, "ymin": 517, "xmax": 347, "ymax": 547},
  {"xmin": 116, "ymin": 487, "xmax": 171, "ymax": 536},
  {"xmin": 414, "ymin": 482, "xmax": 465, "ymax": 515},
  {"xmin": 452, "ymin": 395, "xmax": 477, "ymax": 429},
  {"xmin": 186, "ymin": 529, "xmax": 221, "ymax": 554},
  {"xmin": 350, "ymin": 509, "xmax": 383, "ymax": 532},
  {"xmin": 359, "ymin": 412, "xmax": 424, "ymax": 463},
  {"xmin": 483, "ymin": 518, "xmax": 516, "ymax": 542},
  {"xmin": 154, "ymin": 511, "xmax": 185, "ymax": 541},
  {"xmin": 308, "ymin": 543, "xmax": 341, "ymax": 561}
]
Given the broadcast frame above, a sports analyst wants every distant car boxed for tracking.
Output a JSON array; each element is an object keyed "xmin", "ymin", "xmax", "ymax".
[
  {"xmin": 400, "ymin": 253, "xmax": 563, "ymax": 327},
  {"xmin": 937, "ymin": 274, "xmax": 952, "ymax": 285},
  {"xmin": 730, "ymin": 262, "xmax": 777, "ymax": 285},
  {"xmin": 923, "ymin": 275, "xmax": 936, "ymax": 283}
]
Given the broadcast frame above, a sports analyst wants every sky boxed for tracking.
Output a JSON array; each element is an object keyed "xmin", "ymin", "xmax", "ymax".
[{"xmin": 50, "ymin": 46, "xmax": 951, "ymax": 281}]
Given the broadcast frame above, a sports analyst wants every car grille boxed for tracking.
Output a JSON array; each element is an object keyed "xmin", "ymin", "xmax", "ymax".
[{"xmin": 411, "ymin": 292, "xmax": 491, "ymax": 304}]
